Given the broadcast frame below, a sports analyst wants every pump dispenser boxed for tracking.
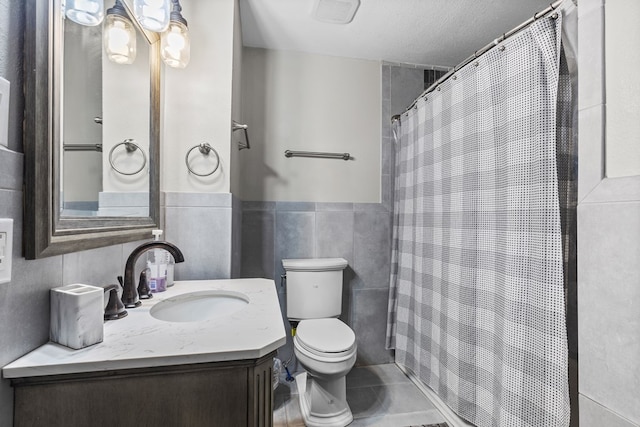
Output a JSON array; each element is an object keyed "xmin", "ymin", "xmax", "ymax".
[{"xmin": 148, "ymin": 230, "xmax": 168, "ymax": 292}]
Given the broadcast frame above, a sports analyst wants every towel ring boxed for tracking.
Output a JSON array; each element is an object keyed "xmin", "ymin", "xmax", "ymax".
[
  {"xmin": 185, "ymin": 142, "xmax": 220, "ymax": 177},
  {"xmin": 108, "ymin": 139, "xmax": 147, "ymax": 176}
]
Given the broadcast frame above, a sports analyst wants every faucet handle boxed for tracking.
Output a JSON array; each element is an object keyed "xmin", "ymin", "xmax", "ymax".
[
  {"xmin": 137, "ymin": 268, "xmax": 153, "ymax": 300},
  {"xmin": 102, "ymin": 284, "xmax": 128, "ymax": 321}
]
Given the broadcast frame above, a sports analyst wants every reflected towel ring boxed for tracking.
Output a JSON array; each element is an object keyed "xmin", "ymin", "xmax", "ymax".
[
  {"xmin": 185, "ymin": 143, "xmax": 220, "ymax": 177},
  {"xmin": 108, "ymin": 139, "xmax": 147, "ymax": 176}
]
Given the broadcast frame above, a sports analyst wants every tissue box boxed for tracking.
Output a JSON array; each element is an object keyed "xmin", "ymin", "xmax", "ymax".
[{"xmin": 50, "ymin": 284, "xmax": 104, "ymax": 349}]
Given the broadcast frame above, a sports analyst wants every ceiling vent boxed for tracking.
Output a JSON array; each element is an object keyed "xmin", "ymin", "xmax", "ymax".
[{"xmin": 312, "ymin": 0, "xmax": 360, "ymax": 24}]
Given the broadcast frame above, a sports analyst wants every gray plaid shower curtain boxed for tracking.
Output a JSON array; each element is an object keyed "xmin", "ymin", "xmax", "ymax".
[{"xmin": 386, "ymin": 15, "xmax": 572, "ymax": 427}]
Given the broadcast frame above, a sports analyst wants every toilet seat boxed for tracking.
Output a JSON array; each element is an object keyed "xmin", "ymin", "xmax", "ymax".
[{"xmin": 295, "ymin": 318, "xmax": 356, "ymax": 359}]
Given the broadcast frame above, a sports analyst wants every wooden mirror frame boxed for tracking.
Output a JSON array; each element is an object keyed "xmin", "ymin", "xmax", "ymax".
[{"xmin": 23, "ymin": 0, "xmax": 161, "ymax": 259}]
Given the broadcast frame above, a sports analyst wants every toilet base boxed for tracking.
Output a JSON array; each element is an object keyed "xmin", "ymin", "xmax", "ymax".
[{"xmin": 295, "ymin": 372, "xmax": 354, "ymax": 427}]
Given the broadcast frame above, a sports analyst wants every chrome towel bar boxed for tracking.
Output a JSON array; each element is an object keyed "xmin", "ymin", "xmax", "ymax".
[
  {"xmin": 284, "ymin": 150, "xmax": 351, "ymax": 160},
  {"xmin": 63, "ymin": 143, "xmax": 103, "ymax": 152}
]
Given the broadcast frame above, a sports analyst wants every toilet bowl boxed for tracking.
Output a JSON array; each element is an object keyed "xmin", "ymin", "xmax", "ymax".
[{"xmin": 293, "ymin": 318, "xmax": 357, "ymax": 427}]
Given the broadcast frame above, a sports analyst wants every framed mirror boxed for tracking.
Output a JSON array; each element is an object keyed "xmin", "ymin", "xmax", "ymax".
[{"xmin": 24, "ymin": 0, "xmax": 161, "ymax": 259}]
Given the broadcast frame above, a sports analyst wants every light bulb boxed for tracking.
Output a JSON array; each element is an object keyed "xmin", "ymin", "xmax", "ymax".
[{"xmin": 66, "ymin": 0, "xmax": 104, "ymax": 26}]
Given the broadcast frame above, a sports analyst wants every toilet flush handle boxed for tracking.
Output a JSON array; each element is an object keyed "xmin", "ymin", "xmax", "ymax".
[{"xmin": 280, "ymin": 274, "xmax": 286, "ymax": 288}]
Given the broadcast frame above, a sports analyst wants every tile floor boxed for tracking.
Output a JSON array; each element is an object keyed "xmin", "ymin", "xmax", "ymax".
[{"xmin": 273, "ymin": 363, "xmax": 448, "ymax": 427}]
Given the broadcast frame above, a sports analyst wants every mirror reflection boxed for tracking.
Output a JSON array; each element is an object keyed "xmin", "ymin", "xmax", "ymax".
[{"xmin": 61, "ymin": 0, "xmax": 150, "ymax": 218}]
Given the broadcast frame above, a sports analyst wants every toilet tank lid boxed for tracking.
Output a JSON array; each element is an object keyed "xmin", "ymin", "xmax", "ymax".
[{"xmin": 282, "ymin": 258, "xmax": 348, "ymax": 271}]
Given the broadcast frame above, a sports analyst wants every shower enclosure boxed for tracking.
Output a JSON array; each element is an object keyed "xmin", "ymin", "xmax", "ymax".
[{"xmin": 386, "ymin": 2, "xmax": 578, "ymax": 426}]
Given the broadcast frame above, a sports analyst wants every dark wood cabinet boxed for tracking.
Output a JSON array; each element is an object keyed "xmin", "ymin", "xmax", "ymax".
[{"xmin": 12, "ymin": 352, "xmax": 275, "ymax": 427}]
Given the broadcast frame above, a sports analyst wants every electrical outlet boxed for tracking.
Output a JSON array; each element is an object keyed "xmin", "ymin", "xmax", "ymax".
[
  {"xmin": 0, "ymin": 219, "xmax": 13, "ymax": 284},
  {"xmin": 0, "ymin": 77, "xmax": 9, "ymax": 148}
]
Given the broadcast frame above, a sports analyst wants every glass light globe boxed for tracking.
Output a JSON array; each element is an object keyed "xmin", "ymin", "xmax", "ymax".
[
  {"xmin": 134, "ymin": 0, "xmax": 170, "ymax": 32},
  {"xmin": 66, "ymin": 0, "xmax": 104, "ymax": 26},
  {"xmin": 161, "ymin": 21, "xmax": 190, "ymax": 68},
  {"xmin": 104, "ymin": 14, "xmax": 137, "ymax": 64}
]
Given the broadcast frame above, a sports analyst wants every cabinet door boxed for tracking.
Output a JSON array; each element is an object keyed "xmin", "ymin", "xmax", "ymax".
[{"xmin": 14, "ymin": 366, "xmax": 248, "ymax": 427}]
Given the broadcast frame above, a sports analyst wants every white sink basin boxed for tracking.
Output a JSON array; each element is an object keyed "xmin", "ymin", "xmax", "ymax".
[{"xmin": 150, "ymin": 290, "xmax": 249, "ymax": 323}]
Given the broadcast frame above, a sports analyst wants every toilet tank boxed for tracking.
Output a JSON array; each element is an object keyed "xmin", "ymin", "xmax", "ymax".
[{"xmin": 283, "ymin": 258, "xmax": 348, "ymax": 321}]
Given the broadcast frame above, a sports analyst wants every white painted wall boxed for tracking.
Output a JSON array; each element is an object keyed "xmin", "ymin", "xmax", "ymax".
[
  {"xmin": 162, "ymin": 0, "xmax": 235, "ymax": 193},
  {"xmin": 605, "ymin": 0, "xmax": 640, "ymax": 177},
  {"xmin": 230, "ymin": 0, "xmax": 243, "ymax": 196},
  {"xmin": 239, "ymin": 48, "xmax": 381, "ymax": 203}
]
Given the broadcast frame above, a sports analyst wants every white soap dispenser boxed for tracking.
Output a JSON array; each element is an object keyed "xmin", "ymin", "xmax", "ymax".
[{"xmin": 148, "ymin": 229, "xmax": 168, "ymax": 292}]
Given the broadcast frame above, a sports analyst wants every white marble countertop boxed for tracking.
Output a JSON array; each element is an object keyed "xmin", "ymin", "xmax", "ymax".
[{"xmin": 3, "ymin": 279, "xmax": 286, "ymax": 379}]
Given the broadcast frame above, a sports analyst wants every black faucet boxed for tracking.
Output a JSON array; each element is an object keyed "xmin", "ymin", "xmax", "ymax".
[{"xmin": 120, "ymin": 241, "xmax": 185, "ymax": 308}]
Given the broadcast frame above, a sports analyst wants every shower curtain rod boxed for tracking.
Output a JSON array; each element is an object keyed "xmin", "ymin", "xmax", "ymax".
[{"xmin": 392, "ymin": 0, "xmax": 564, "ymax": 122}]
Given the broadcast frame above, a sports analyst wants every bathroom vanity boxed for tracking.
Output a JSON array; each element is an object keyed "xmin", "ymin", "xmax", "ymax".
[{"xmin": 3, "ymin": 279, "xmax": 286, "ymax": 427}]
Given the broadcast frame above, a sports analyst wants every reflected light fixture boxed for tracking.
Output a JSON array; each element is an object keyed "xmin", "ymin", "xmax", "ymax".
[
  {"xmin": 161, "ymin": 0, "xmax": 190, "ymax": 68},
  {"xmin": 65, "ymin": 0, "xmax": 105, "ymax": 26},
  {"xmin": 134, "ymin": 0, "xmax": 171, "ymax": 33},
  {"xmin": 104, "ymin": 0, "xmax": 137, "ymax": 64}
]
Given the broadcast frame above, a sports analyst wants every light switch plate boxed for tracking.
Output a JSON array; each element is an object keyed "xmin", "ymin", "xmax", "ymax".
[
  {"xmin": 0, "ymin": 219, "xmax": 14, "ymax": 285},
  {"xmin": 0, "ymin": 77, "xmax": 9, "ymax": 148}
]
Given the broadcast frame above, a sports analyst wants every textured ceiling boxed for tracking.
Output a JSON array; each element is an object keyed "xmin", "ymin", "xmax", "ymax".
[{"xmin": 239, "ymin": 0, "xmax": 554, "ymax": 67}]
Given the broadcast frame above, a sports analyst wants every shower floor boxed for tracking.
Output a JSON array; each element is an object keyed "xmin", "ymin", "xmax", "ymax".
[{"xmin": 273, "ymin": 363, "xmax": 448, "ymax": 427}]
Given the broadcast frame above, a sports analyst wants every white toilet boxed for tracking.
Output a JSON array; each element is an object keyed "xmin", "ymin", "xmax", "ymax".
[{"xmin": 283, "ymin": 258, "xmax": 357, "ymax": 427}]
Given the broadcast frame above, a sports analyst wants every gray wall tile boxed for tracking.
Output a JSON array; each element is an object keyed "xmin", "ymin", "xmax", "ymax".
[
  {"xmin": 276, "ymin": 213, "xmax": 315, "ymax": 257},
  {"xmin": 354, "ymin": 203, "xmax": 389, "ymax": 212},
  {"xmin": 315, "ymin": 211, "xmax": 354, "ymax": 262},
  {"xmin": 164, "ymin": 191, "xmax": 232, "ymax": 207},
  {"xmin": 351, "ymin": 288, "xmax": 394, "ymax": 366},
  {"xmin": 165, "ymin": 207, "xmax": 232, "ymax": 280},
  {"xmin": 241, "ymin": 210, "xmax": 275, "ymax": 279},
  {"xmin": 353, "ymin": 210, "xmax": 392, "ymax": 289},
  {"xmin": 274, "ymin": 211, "xmax": 316, "ymax": 285},
  {"xmin": 578, "ymin": 201, "xmax": 640, "ymax": 423},
  {"xmin": 390, "ymin": 66, "xmax": 425, "ymax": 116},
  {"xmin": 381, "ymin": 173, "xmax": 393, "ymax": 212},
  {"xmin": 242, "ymin": 201, "xmax": 276, "ymax": 211},
  {"xmin": 0, "ymin": 149, "xmax": 23, "ymax": 191},
  {"xmin": 231, "ymin": 195, "xmax": 242, "ymax": 278},
  {"xmin": 580, "ymin": 395, "xmax": 638, "ymax": 427},
  {"xmin": 62, "ymin": 245, "xmax": 124, "ymax": 287},
  {"xmin": 381, "ymin": 137, "xmax": 394, "ymax": 176},
  {"xmin": 381, "ymin": 94, "xmax": 392, "ymax": 140},
  {"xmin": 381, "ymin": 65, "xmax": 391, "ymax": 102},
  {"xmin": 276, "ymin": 201, "xmax": 316, "ymax": 212},
  {"xmin": 315, "ymin": 202, "xmax": 353, "ymax": 211}
]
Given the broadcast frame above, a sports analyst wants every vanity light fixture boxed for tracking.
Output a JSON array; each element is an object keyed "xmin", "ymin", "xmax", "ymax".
[
  {"xmin": 65, "ymin": 0, "xmax": 105, "ymax": 26},
  {"xmin": 104, "ymin": 0, "xmax": 137, "ymax": 64},
  {"xmin": 134, "ymin": 0, "xmax": 171, "ymax": 33},
  {"xmin": 160, "ymin": 0, "xmax": 190, "ymax": 68}
]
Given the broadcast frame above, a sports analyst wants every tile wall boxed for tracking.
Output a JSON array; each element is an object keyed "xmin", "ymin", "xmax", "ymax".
[
  {"xmin": 577, "ymin": 0, "xmax": 640, "ymax": 426},
  {"xmin": 241, "ymin": 201, "xmax": 394, "ymax": 367},
  {"xmin": 164, "ymin": 192, "xmax": 241, "ymax": 280}
]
